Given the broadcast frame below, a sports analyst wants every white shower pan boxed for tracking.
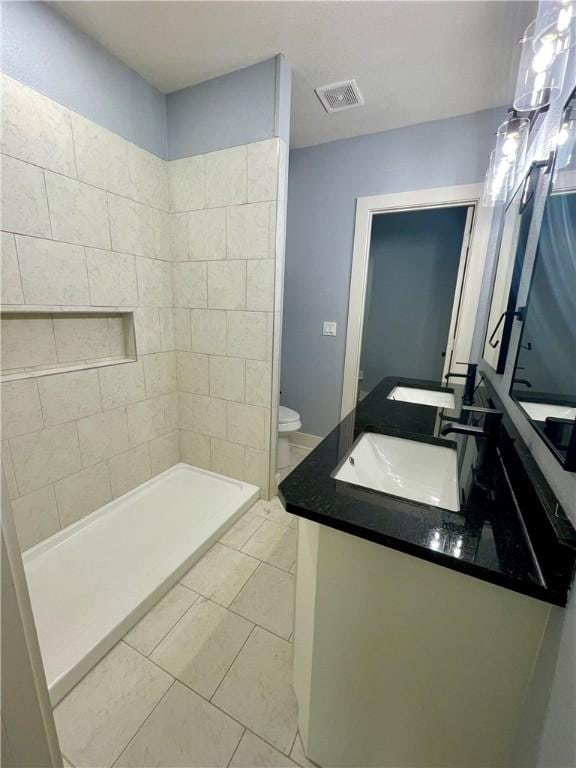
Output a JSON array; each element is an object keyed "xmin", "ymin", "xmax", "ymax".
[{"xmin": 23, "ymin": 463, "xmax": 259, "ymax": 705}]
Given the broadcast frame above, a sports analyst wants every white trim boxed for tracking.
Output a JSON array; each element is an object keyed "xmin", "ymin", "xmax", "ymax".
[
  {"xmin": 341, "ymin": 184, "xmax": 493, "ymax": 420},
  {"xmin": 441, "ymin": 205, "xmax": 475, "ymax": 380}
]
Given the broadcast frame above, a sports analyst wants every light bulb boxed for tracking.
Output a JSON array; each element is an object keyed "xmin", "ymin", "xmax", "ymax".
[
  {"xmin": 502, "ymin": 134, "xmax": 520, "ymax": 159},
  {"xmin": 557, "ymin": 4, "xmax": 573, "ymax": 33},
  {"xmin": 557, "ymin": 123, "xmax": 570, "ymax": 145},
  {"xmin": 532, "ymin": 34, "xmax": 557, "ymax": 72}
]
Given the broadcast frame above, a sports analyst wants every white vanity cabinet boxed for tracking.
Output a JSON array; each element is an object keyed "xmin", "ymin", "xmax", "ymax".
[{"xmin": 293, "ymin": 519, "xmax": 551, "ymax": 768}]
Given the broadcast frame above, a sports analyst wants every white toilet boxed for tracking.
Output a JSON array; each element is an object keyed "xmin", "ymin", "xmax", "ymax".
[{"xmin": 277, "ymin": 405, "xmax": 302, "ymax": 469}]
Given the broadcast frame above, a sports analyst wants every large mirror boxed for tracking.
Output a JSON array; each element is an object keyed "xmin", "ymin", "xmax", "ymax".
[
  {"xmin": 510, "ymin": 93, "xmax": 576, "ymax": 470},
  {"xmin": 483, "ymin": 162, "xmax": 543, "ymax": 373}
]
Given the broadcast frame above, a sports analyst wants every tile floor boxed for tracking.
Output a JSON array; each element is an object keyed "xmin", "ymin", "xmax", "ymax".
[{"xmin": 54, "ymin": 497, "xmax": 317, "ymax": 768}]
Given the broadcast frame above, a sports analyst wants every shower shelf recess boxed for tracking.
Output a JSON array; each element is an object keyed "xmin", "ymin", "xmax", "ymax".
[{"xmin": 0, "ymin": 306, "xmax": 137, "ymax": 383}]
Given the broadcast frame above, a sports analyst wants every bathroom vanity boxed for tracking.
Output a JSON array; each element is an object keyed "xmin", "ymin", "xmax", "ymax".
[{"xmin": 279, "ymin": 377, "xmax": 576, "ymax": 768}]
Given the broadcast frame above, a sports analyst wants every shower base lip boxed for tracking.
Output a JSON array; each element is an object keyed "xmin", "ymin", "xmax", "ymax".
[{"xmin": 23, "ymin": 463, "xmax": 259, "ymax": 705}]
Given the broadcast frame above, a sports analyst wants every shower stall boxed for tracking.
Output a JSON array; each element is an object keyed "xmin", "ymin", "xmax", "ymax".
[{"xmin": 1, "ymin": 68, "xmax": 288, "ymax": 704}]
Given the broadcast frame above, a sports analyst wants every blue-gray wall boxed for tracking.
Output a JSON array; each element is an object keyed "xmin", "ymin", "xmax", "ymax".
[
  {"xmin": 1, "ymin": 1, "xmax": 168, "ymax": 157},
  {"xmin": 167, "ymin": 58, "xmax": 284, "ymax": 159},
  {"xmin": 281, "ymin": 106, "xmax": 506, "ymax": 437},
  {"xmin": 361, "ymin": 207, "xmax": 467, "ymax": 394},
  {"xmin": 1, "ymin": 2, "xmax": 288, "ymax": 160}
]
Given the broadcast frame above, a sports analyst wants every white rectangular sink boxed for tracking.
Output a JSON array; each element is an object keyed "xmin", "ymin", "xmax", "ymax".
[
  {"xmin": 388, "ymin": 386, "xmax": 455, "ymax": 409},
  {"xmin": 334, "ymin": 432, "xmax": 460, "ymax": 511},
  {"xmin": 519, "ymin": 401, "xmax": 576, "ymax": 422}
]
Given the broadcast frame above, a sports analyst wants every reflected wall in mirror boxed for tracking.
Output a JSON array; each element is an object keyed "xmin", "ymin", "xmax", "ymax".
[
  {"xmin": 357, "ymin": 206, "xmax": 472, "ymax": 401},
  {"xmin": 510, "ymin": 128, "xmax": 576, "ymax": 470},
  {"xmin": 483, "ymin": 163, "xmax": 542, "ymax": 373}
]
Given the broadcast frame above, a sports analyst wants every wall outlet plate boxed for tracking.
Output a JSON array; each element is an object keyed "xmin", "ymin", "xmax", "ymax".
[{"xmin": 323, "ymin": 321, "xmax": 337, "ymax": 336}]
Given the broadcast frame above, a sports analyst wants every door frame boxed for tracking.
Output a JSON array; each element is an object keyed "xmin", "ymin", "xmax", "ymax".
[{"xmin": 341, "ymin": 183, "xmax": 492, "ymax": 420}]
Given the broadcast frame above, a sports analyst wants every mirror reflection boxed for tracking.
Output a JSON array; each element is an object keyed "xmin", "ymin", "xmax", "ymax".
[
  {"xmin": 511, "ymin": 149, "xmax": 576, "ymax": 469},
  {"xmin": 483, "ymin": 164, "xmax": 541, "ymax": 372}
]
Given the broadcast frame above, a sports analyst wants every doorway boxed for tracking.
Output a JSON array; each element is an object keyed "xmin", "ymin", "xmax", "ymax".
[
  {"xmin": 358, "ymin": 206, "xmax": 472, "ymax": 400},
  {"xmin": 342, "ymin": 184, "xmax": 492, "ymax": 418}
]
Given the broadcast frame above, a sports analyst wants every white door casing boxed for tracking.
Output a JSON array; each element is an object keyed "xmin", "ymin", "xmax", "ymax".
[{"xmin": 341, "ymin": 184, "xmax": 493, "ymax": 420}]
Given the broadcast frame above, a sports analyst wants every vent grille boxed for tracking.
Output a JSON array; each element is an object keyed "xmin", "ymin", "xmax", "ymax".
[{"xmin": 315, "ymin": 80, "xmax": 364, "ymax": 113}]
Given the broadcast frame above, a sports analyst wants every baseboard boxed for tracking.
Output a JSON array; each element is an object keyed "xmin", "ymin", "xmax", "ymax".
[{"xmin": 289, "ymin": 431, "xmax": 323, "ymax": 449}]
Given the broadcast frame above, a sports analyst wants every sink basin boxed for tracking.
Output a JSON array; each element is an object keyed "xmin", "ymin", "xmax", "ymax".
[
  {"xmin": 334, "ymin": 432, "xmax": 460, "ymax": 511},
  {"xmin": 519, "ymin": 401, "xmax": 576, "ymax": 422},
  {"xmin": 388, "ymin": 386, "xmax": 455, "ymax": 409}
]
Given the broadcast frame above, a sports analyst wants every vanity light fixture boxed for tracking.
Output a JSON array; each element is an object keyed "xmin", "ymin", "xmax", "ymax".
[
  {"xmin": 481, "ymin": 150, "xmax": 512, "ymax": 206},
  {"xmin": 496, "ymin": 115, "xmax": 530, "ymax": 181},
  {"xmin": 514, "ymin": 6, "xmax": 573, "ymax": 113},
  {"xmin": 482, "ymin": 115, "xmax": 529, "ymax": 207}
]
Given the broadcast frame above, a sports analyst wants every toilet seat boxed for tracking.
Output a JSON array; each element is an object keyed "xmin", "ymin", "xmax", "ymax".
[{"xmin": 279, "ymin": 405, "xmax": 301, "ymax": 433}]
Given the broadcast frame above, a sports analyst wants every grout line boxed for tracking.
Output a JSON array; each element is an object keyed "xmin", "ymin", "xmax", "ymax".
[
  {"xmin": 209, "ymin": 621, "xmax": 257, "ymax": 704},
  {"xmin": 41, "ymin": 168, "xmax": 55, "ymax": 240},
  {"xmin": 61, "ymin": 751, "xmax": 77, "ymax": 768},
  {"xmin": 117, "ymin": 637, "xmax": 254, "ymax": 737},
  {"xmin": 140, "ymin": 581, "xmax": 202, "ymax": 656},
  {"xmin": 9, "ymin": 231, "xmax": 26, "ymax": 303},
  {"xmin": 289, "ymin": 729, "xmax": 300, "ymax": 759},
  {"xmin": 225, "ymin": 726, "xmax": 247, "ymax": 768},
  {"xmin": 111, "ymin": 678, "xmax": 177, "ymax": 768}
]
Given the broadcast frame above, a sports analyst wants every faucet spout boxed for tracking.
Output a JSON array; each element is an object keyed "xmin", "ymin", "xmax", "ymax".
[{"xmin": 440, "ymin": 424, "xmax": 487, "ymax": 438}]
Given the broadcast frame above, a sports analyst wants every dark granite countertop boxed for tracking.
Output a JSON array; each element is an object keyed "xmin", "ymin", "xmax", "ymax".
[{"xmin": 279, "ymin": 376, "xmax": 576, "ymax": 606}]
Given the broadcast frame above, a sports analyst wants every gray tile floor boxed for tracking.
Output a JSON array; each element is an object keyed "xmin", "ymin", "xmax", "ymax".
[{"xmin": 54, "ymin": 497, "xmax": 312, "ymax": 768}]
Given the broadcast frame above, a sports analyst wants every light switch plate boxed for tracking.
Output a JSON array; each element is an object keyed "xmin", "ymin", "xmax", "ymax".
[{"xmin": 323, "ymin": 321, "xmax": 337, "ymax": 336}]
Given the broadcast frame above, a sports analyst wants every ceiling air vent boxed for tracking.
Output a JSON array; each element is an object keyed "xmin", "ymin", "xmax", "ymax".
[{"xmin": 315, "ymin": 79, "xmax": 364, "ymax": 113}]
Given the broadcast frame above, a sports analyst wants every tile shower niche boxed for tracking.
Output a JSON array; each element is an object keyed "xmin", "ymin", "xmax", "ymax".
[{"xmin": 1, "ymin": 310, "xmax": 136, "ymax": 382}]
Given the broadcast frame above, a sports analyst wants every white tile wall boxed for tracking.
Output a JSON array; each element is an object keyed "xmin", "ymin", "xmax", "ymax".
[
  {"xmin": 1, "ymin": 75, "xmax": 75, "ymax": 176},
  {"xmin": 190, "ymin": 309, "xmax": 227, "ymax": 354},
  {"xmin": 188, "ymin": 209, "xmax": 226, "ymax": 261},
  {"xmin": 0, "ymin": 233, "xmax": 23, "ymax": 304},
  {"xmin": 1, "ymin": 74, "xmax": 285, "ymax": 549},
  {"xmin": 127, "ymin": 396, "xmax": 166, "ymax": 447},
  {"xmin": 16, "ymin": 236, "xmax": 89, "ymax": 305},
  {"xmin": 1, "ymin": 154, "xmax": 51, "ymax": 238},
  {"xmin": 38, "ymin": 369, "xmax": 102, "ymax": 426},
  {"xmin": 169, "ymin": 155, "xmax": 205, "ymax": 212},
  {"xmin": 227, "ymin": 203, "xmax": 270, "ymax": 260},
  {"xmin": 11, "ymin": 486, "xmax": 60, "ymax": 550},
  {"xmin": 77, "ymin": 408, "xmax": 130, "ymax": 467},
  {"xmin": 52, "ymin": 316, "xmax": 110, "ymax": 362},
  {"xmin": 45, "ymin": 172, "xmax": 110, "ymax": 249},
  {"xmin": 99, "ymin": 362, "xmax": 146, "ymax": 410},
  {"xmin": 71, "ymin": 113, "xmax": 131, "ymax": 197},
  {"xmin": 10, "ymin": 422, "xmax": 81, "ymax": 495},
  {"xmin": 205, "ymin": 146, "xmax": 247, "ymax": 208},
  {"xmin": 55, "ymin": 462, "xmax": 112, "ymax": 528},
  {"xmin": 167, "ymin": 132, "xmax": 283, "ymax": 497},
  {"xmin": 109, "ymin": 194, "xmax": 155, "ymax": 258},
  {"xmin": 247, "ymin": 139, "xmax": 279, "ymax": 203},
  {"xmin": 137, "ymin": 258, "xmax": 173, "ymax": 307},
  {"xmin": 177, "ymin": 352, "xmax": 209, "ymax": 395},
  {"xmin": 1, "ymin": 316, "xmax": 58, "ymax": 370},
  {"xmin": 173, "ymin": 262, "xmax": 208, "ymax": 308},
  {"xmin": 1, "ymin": 379, "xmax": 44, "ymax": 439},
  {"xmin": 109, "ymin": 443, "xmax": 152, "ymax": 497},
  {"xmin": 86, "ymin": 249, "xmax": 138, "ymax": 306},
  {"xmin": 207, "ymin": 261, "xmax": 246, "ymax": 310}
]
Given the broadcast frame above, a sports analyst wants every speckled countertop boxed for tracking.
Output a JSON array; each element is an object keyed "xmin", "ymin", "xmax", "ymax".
[{"xmin": 279, "ymin": 376, "xmax": 576, "ymax": 606}]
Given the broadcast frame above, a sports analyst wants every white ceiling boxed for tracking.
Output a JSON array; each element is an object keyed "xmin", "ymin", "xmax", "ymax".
[{"xmin": 52, "ymin": 1, "xmax": 536, "ymax": 149}]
